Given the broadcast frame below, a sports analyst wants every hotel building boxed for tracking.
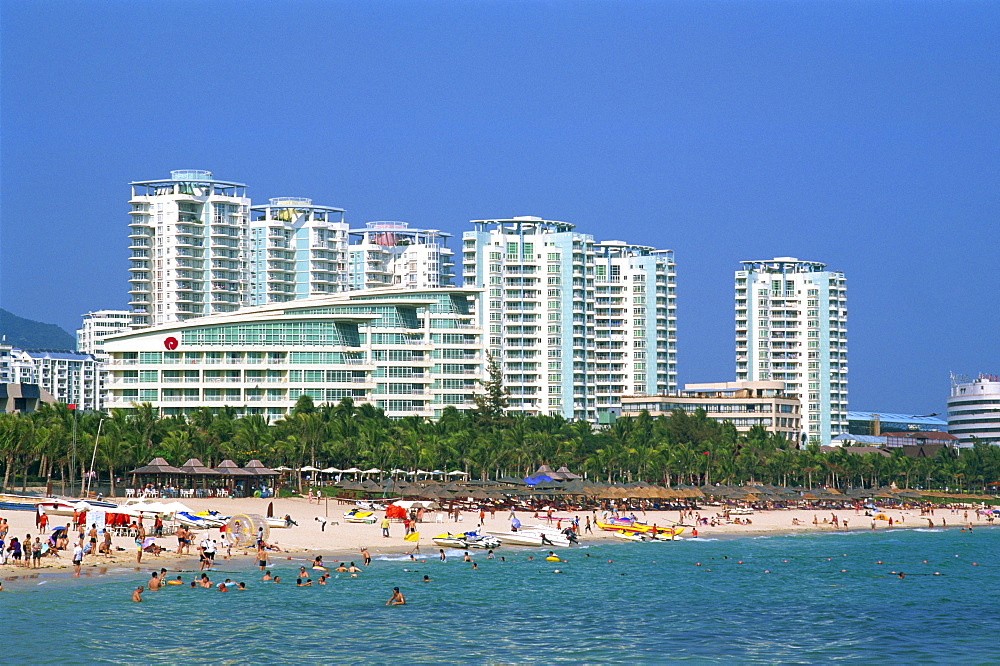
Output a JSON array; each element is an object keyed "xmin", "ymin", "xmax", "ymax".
[
  {"xmin": 735, "ymin": 258, "xmax": 848, "ymax": 446},
  {"xmin": 102, "ymin": 288, "xmax": 483, "ymax": 420},
  {"xmin": 129, "ymin": 170, "xmax": 251, "ymax": 327},
  {"xmin": 248, "ymin": 197, "xmax": 350, "ymax": 305},
  {"xmin": 461, "ymin": 217, "xmax": 675, "ymax": 422}
]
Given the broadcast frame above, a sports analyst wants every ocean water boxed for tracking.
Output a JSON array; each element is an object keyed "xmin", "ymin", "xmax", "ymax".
[{"xmin": 2, "ymin": 527, "xmax": 998, "ymax": 664}]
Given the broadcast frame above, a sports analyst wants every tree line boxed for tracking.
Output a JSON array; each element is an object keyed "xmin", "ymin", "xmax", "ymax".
[{"xmin": 1, "ymin": 396, "xmax": 998, "ymax": 496}]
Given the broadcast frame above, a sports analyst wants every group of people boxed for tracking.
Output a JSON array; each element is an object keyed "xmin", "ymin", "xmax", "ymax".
[{"xmin": 133, "ymin": 570, "xmax": 248, "ymax": 601}]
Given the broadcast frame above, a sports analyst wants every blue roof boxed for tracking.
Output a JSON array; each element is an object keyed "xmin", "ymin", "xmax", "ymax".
[
  {"xmin": 833, "ymin": 434, "xmax": 888, "ymax": 445},
  {"xmin": 847, "ymin": 411, "xmax": 947, "ymax": 427},
  {"xmin": 23, "ymin": 350, "xmax": 93, "ymax": 361}
]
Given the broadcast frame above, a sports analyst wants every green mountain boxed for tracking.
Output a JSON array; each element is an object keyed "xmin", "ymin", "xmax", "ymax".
[{"xmin": 0, "ymin": 308, "xmax": 77, "ymax": 350}]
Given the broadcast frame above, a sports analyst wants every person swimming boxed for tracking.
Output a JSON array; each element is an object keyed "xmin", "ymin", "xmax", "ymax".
[{"xmin": 386, "ymin": 587, "xmax": 405, "ymax": 605}]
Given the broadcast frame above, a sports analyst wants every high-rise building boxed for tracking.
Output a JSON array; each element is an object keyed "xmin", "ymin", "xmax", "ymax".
[
  {"xmin": 128, "ymin": 170, "xmax": 250, "ymax": 327},
  {"xmin": 594, "ymin": 241, "xmax": 676, "ymax": 402},
  {"xmin": 77, "ymin": 310, "xmax": 133, "ymax": 356},
  {"xmin": 348, "ymin": 222, "xmax": 454, "ymax": 291},
  {"xmin": 248, "ymin": 198, "xmax": 349, "ymax": 305},
  {"xmin": 948, "ymin": 372, "xmax": 1000, "ymax": 447},
  {"xmin": 462, "ymin": 217, "xmax": 675, "ymax": 422},
  {"xmin": 735, "ymin": 257, "xmax": 848, "ymax": 446}
]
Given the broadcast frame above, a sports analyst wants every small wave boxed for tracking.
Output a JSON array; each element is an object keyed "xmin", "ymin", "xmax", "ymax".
[{"xmin": 912, "ymin": 528, "xmax": 942, "ymax": 533}]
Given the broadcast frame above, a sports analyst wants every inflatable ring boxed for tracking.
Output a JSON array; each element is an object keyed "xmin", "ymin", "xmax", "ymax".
[
  {"xmin": 254, "ymin": 491, "xmax": 261, "ymax": 498},
  {"xmin": 545, "ymin": 556, "xmax": 561, "ymax": 562},
  {"xmin": 167, "ymin": 580, "xmax": 184, "ymax": 585}
]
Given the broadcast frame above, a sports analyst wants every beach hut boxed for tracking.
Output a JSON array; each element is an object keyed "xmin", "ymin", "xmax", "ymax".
[
  {"xmin": 213, "ymin": 459, "xmax": 253, "ymax": 496},
  {"xmin": 177, "ymin": 458, "xmax": 221, "ymax": 495},
  {"xmin": 127, "ymin": 457, "xmax": 185, "ymax": 494},
  {"xmin": 244, "ymin": 460, "xmax": 279, "ymax": 476}
]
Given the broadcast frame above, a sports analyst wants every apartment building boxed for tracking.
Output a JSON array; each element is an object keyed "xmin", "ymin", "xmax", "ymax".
[
  {"xmin": 348, "ymin": 221, "xmax": 454, "ymax": 291},
  {"xmin": 461, "ymin": 217, "xmax": 675, "ymax": 422},
  {"xmin": 248, "ymin": 197, "xmax": 350, "ymax": 305},
  {"xmin": 735, "ymin": 257, "xmax": 848, "ymax": 446},
  {"xmin": 129, "ymin": 170, "xmax": 251, "ymax": 327}
]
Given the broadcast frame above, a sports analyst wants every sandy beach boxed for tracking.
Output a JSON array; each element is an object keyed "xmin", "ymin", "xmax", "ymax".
[{"xmin": 1, "ymin": 496, "xmax": 990, "ymax": 580}]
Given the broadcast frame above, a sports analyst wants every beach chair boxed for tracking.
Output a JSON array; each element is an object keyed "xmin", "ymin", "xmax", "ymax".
[{"xmin": 125, "ymin": 488, "xmax": 135, "ymax": 498}]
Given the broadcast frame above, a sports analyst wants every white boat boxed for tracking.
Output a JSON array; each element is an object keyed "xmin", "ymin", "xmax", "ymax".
[
  {"xmin": 486, "ymin": 530, "xmax": 572, "ymax": 547},
  {"xmin": 432, "ymin": 531, "xmax": 502, "ymax": 549},
  {"xmin": 611, "ymin": 530, "xmax": 647, "ymax": 542}
]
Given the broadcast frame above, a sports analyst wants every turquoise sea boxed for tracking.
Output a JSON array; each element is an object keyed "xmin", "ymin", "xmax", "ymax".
[{"xmin": 2, "ymin": 527, "xmax": 998, "ymax": 664}]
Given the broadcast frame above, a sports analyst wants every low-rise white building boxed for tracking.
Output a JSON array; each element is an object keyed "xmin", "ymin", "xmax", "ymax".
[{"xmin": 621, "ymin": 380, "xmax": 802, "ymax": 441}]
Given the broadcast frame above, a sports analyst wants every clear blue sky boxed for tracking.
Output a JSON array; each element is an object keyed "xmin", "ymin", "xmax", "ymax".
[{"xmin": 2, "ymin": 1, "xmax": 997, "ymax": 416}]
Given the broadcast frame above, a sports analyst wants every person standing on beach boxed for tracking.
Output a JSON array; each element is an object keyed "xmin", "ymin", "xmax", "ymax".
[
  {"xmin": 257, "ymin": 544, "xmax": 268, "ymax": 571},
  {"xmin": 136, "ymin": 536, "xmax": 144, "ymax": 564},
  {"xmin": 362, "ymin": 547, "xmax": 371, "ymax": 565},
  {"xmin": 73, "ymin": 541, "xmax": 84, "ymax": 576},
  {"xmin": 381, "ymin": 516, "xmax": 390, "ymax": 538}
]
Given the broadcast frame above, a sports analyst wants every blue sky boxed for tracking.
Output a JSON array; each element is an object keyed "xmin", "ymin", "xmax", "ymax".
[{"xmin": 2, "ymin": 1, "xmax": 997, "ymax": 416}]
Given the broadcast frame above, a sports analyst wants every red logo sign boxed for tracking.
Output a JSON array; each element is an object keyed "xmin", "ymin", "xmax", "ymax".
[{"xmin": 164, "ymin": 337, "xmax": 179, "ymax": 350}]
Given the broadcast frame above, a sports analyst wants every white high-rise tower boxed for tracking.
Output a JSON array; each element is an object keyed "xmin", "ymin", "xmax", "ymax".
[
  {"xmin": 735, "ymin": 257, "xmax": 847, "ymax": 446},
  {"xmin": 462, "ymin": 217, "xmax": 675, "ymax": 422},
  {"xmin": 128, "ymin": 170, "xmax": 250, "ymax": 326}
]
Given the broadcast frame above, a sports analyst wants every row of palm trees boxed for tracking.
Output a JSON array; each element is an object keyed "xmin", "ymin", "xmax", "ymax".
[{"xmin": 1, "ymin": 397, "xmax": 999, "ymax": 495}]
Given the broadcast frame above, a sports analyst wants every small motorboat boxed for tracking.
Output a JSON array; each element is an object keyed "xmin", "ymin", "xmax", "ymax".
[{"xmin": 344, "ymin": 508, "xmax": 377, "ymax": 524}]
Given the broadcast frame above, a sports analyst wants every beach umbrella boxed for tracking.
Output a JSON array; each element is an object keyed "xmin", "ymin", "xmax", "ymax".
[
  {"xmin": 341, "ymin": 467, "xmax": 362, "ymax": 474},
  {"xmin": 299, "ymin": 465, "xmax": 321, "ymax": 473},
  {"xmin": 322, "ymin": 467, "xmax": 342, "ymax": 474},
  {"xmin": 362, "ymin": 468, "xmax": 382, "ymax": 475},
  {"xmin": 448, "ymin": 470, "xmax": 469, "ymax": 476}
]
